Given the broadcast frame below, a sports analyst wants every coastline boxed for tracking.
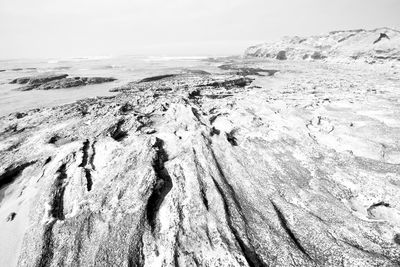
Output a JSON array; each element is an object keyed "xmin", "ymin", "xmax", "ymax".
[{"xmin": 1, "ymin": 57, "xmax": 399, "ymax": 265}]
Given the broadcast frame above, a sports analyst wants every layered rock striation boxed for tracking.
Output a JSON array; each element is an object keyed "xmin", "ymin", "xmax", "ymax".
[
  {"xmin": 245, "ymin": 27, "xmax": 400, "ymax": 62},
  {"xmin": 0, "ymin": 62, "xmax": 400, "ymax": 266}
]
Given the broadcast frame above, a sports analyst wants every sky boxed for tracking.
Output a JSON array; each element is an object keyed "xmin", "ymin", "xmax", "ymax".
[{"xmin": 0, "ymin": 0, "xmax": 399, "ymax": 59}]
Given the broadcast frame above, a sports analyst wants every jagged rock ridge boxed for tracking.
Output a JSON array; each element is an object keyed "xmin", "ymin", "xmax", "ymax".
[{"xmin": 245, "ymin": 27, "xmax": 400, "ymax": 62}]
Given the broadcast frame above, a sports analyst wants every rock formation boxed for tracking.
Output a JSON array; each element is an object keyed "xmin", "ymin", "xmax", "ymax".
[
  {"xmin": 218, "ymin": 65, "xmax": 279, "ymax": 76},
  {"xmin": 1, "ymin": 60, "xmax": 400, "ymax": 266},
  {"xmin": 10, "ymin": 74, "xmax": 69, "ymax": 85},
  {"xmin": 276, "ymin": 51, "xmax": 287, "ymax": 60},
  {"xmin": 245, "ymin": 27, "xmax": 400, "ymax": 62},
  {"xmin": 374, "ymin": 33, "xmax": 390, "ymax": 44},
  {"xmin": 10, "ymin": 74, "xmax": 116, "ymax": 91}
]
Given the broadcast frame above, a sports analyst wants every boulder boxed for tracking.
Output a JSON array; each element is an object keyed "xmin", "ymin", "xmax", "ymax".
[
  {"xmin": 311, "ymin": 51, "xmax": 326, "ymax": 60},
  {"xmin": 373, "ymin": 33, "xmax": 390, "ymax": 44},
  {"xmin": 276, "ymin": 50, "xmax": 287, "ymax": 60}
]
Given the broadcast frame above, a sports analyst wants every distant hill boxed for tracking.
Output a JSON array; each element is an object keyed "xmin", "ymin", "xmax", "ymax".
[{"xmin": 245, "ymin": 27, "xmax": 400, "ymax": 62}]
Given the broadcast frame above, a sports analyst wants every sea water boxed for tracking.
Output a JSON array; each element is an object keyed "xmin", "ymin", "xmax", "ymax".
[{"xmin": 0, "ymin": 55, "xmax": 224, "ymax": 116}]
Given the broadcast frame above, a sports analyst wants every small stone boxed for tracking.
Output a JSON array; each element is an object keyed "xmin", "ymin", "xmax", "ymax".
[
  {"xmin": 120, "ymin": 103, "xmax": 134, "ymax": 113},
  {"xmin": 276, "ymin": 51, "xmax": 287, "ymax": 60},
  {"xmin": 143, "ymin": 128, "xmax": 156, "ymax": 134},
  {"xmin": 15, "ymin": 112, "xmax": 27, "ymax": 119},
  {"xmin": 311, "ymin": 51, "xmax": 326, "ymax": 60},
  {"xmin": 394, "ymin": 234, "xmax": 400, "ymax": 245},
  {"xmin": 6, "ymin": 212, "xmax": 16, "ymax": 222},
  {"xmin": 188, "ymin": 88, "xmax": 201, "ymax": 99}
]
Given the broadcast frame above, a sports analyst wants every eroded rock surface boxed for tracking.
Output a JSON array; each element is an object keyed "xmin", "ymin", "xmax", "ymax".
[
  {"xmin": 218, "ymin": 65, "xmax": 279, "ymax": 76},
  {"xmin": 10, "ymin": 74, "xmax": 69, "ymax": 85},
  {"xmin": 10, "ymin": 74, "xmax": 116, "ymax": 91},
  {"xmin": 245, "ymin": 27, "xmax": 400, "ymax": 62},
  {"xmin": 0, "ymin": 62, "xmax": 400, "ymax": 267}
]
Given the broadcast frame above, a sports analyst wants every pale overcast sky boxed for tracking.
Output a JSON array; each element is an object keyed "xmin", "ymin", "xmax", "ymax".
[{"xmin": 0, "ymin": 0, "xmax": 399, "ymax": 59}]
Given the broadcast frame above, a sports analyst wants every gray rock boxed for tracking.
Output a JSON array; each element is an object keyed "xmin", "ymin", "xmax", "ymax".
[
  {"xmin": 6, "ymin": 212, "xmax": 16, "ymax": 222},
  {"xmin": 276, "ymin": 51, "xmax": 287, "ymax": 60},
  {"xmin": 10, "ymin": 74, "xmax": 68, "ymax": 85},
  {"xmin": 36, "ymin": 77, "xmax": 116, "ymax": 90},
  {"xmin": 0, "ymin": 66, "xmax": 399, "ymax": 266},
  {"xmin": 218, "ymin": 65, "xmax": 279, "ymax": 76},
  {"xmin": 182, "ymin": 69, "xmax": 211, "ymax": 75},
  {"xmin": 197, "ymin": 76, "xmax": 253, "ymax": 88},
  {"xmin": 245, "ymin": 27, "xmax": 400, "ymax": 61},
  {"xmin": 138, "ymin": 74, "xmax": 177, "ymax": 83},
  {"xmin": 11, "ymin": 74, "xmax": 116, "ymax": 91},
  {"xmin": 373, "ymin": 33, "xmax": 390, "ymax": 44},
  {"xmin": 311, "ymin": 51, "xmax": 326, "ymax": 60}
]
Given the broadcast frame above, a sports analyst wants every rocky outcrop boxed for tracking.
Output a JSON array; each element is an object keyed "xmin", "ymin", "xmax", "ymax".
[
  {"xmin": 10, "ymin": 74, "xmax": 69, "ymax": 85},
  {"xmin": 374, "ymin": 33, "xmax": 390, "ymax": 44},
  {"xmin": 138, "ymin": 74, "xmax": 177, "ymax": 83},
  {"xmin": 110, "ymin": 73, "xmax": 252, "ymax": 93},
  {"xmin": 10, "ymin": 74, "xmax": 116, "ymax": 91},
  {"xmin": 276, "ymin": 51, "xmax": 287, "ymax": 60},
  {"xmin": 218, "ymin": 65, "xmax": 279, "ymax": 76},
  {"xmin": 0, "ymin": 62, "xmax": 400, "ymax": 266},
  {"xmin": 245, "ymin": 27, "xmax": 400, "ymax": 62},
  {"xmin": 310, "ymin": 51, "xmax": 326, "ymax": 60}
]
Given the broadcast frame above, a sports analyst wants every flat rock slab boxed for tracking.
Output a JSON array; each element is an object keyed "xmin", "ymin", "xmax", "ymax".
[
  {"xmin": 0, "ymin": 62, "xmax": 399, "ymax": 267},
  {"xmin": 10, "ymin": 74, "xmax": 116, "ymax": 91},
  {"xmin": 10, "ymin": 74, "xmax": 69, "ymax": 85}
]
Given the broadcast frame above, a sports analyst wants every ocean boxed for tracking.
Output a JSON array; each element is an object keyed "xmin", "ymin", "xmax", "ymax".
[{"xmin": 0, "ymin": 55, "xmax": 226, "ymax": 116}]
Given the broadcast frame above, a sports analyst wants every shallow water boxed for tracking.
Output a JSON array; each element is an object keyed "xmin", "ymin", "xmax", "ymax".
[{"xmin": 0, "ymin": 55, "xmax": 223, "ymax": 116}]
